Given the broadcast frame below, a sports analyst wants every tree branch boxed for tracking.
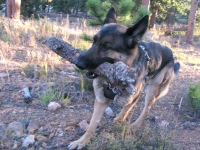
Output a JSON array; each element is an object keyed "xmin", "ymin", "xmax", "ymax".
[{"xmin": 42, "ymin": 36, "xmax": 137, "ymax": 95}]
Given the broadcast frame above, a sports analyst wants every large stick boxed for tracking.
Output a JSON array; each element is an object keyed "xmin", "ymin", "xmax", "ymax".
[{"xmin": 43, "ymin": 36, "xmax": 137, "ymax": 95}]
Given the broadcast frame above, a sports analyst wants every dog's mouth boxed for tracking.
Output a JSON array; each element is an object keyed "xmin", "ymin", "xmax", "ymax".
[{"xmin": 86, "ymin": 71, "xmax": 99, "ymax": 79}]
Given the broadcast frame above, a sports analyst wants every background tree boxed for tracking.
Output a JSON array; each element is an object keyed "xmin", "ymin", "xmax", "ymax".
[
  {"xmin": 186, "ymin": 0, "xmax": 199, "ymax": 44},
  {"xmin": 142, "ymin": 0, "xmax": 150, "ymax": 10},
  {"xmin": 86, "ymin": 0, "xmax": 148, "ymax": 26},
  {"xmin": 51, "ymin": 0, "xmax": 86, "ymax": 16},
  {"xmin": 149, "ymin": 0, "xmax": 192, "ymax": 29},
  {"xmin": 21, "ymin": 0, "xmax": 47, "ymax": 20},
  {"xmin": 6, "ymin": 0, "xmax": 21, "ymax": 19}
]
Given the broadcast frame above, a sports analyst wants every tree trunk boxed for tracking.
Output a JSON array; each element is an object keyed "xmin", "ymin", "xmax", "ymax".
[
  {"xmin": 149, "ymin": 6, "xmax": 158, "ymax": 29},
  {"xmin": 166, "ymin": 7, "xmax": 176, "ymax": 26},
  {"xmin": 43, "ymin": 36, "xmax": 138, "ymax": 95},
  {"xmin": 23, "ymin": 0, "xmax": 27, "ymax": 20},
  {"xmin": 6, "ymin": 0, "xmax": 21, "ymax": 19},
  {"xmin": 186, "ymin": 0, "xmax": 199, "ymax": 44},
  {"xmin": 142, "ymin": 0, "xmax": 150, "ymax": 10},
  {"xmin": 47, "ymin": 0, "xmax": 50, "ymax": 13}
]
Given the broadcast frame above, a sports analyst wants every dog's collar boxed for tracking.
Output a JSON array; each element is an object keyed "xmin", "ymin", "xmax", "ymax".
[
  {"xmin": 139, "ymin": 43, "xmax": 160, "ymax": 80},
  {"xmin": 138, "ymin": 44, "xmax": 150, "ymax": 62},
  {"xmin": 138, "ymin": 43, "xmax": 152, "ymax": 81}
]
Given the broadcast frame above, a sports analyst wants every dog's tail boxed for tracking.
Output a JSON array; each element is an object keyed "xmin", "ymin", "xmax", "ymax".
[{"xmin": 174, "ymin": 62, "xmax": 180, "ymax": 75}]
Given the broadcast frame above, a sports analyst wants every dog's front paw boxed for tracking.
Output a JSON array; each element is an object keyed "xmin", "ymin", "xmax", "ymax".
[
  {"xmin": 68, "ymin": 133, "xmax": 93, "ymax": 150},
  {"xmin": 113, "ymin": 116, "xmax": 123, "ymax": 124},
  {"xmin": 68, "ymin": 139, "xmax": 86, "ymax": 150}
]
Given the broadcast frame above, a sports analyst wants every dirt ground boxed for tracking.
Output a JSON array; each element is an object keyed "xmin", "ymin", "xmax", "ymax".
[{"xmin": 0, "ymin": 40, "xmax": 200, "ymax": 150}]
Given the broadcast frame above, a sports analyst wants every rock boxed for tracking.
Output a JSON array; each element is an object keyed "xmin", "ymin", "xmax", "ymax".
[
  {"xmin": 22, "ymin": 135, "xmax": 35, "ymax": 147},
  {"xmin": 182, "ymin": 121, "xmax": 198, "ymax": 130},
  {"xmin": 23, "ymin": 87, "xmax": 32, "ymax": 103},
  {"xmin": 60, "ymin": 71, "xmax": 67, "ymax": 75},
  {"xmin": 78, "ymin": 120, "xmax": 89, "ymax": 131},
  {"xmin": 158, "ymin": 120, "xmax": 169, "ymax": 127},
  {"xmin": 56, "ymin": 128, "xmax": 64, "ymax": 137},
  {"xmin": 36, "ymin": 135, "xmax": 48, "ymax": 142},
  {"xmin": 67, "ymin": 121, "xmax": 78, "ymax": 126},
  {"xmin": 12, "ymin": 141, "xmax": 20, "ymax": 149},
  {"xmin": 48, "ymin": 102, "xmax": 61, "ymax": 111},
  {"xmin": 7, "ymin": 121, "xmax": 23, "ymax": 136},
  {"xmin": 65, "ymin": 126, "xmax": 74, "ymax": 132},
  {"xmin": 27, "ymin": 119, "xmax": 40, "ymax": 134},
  {"xmin": 42, "ymin": 142, "xmax": 47, "ymax": 148},
  {"xmin": 105, "ymin": 107, "xmax": 114, "ymax": 117},
  {"xmin": 49, "ymin": 130, "xmax": 56, "ymax": 139}
]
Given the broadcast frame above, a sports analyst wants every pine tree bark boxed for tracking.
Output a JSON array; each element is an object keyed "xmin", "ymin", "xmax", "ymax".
[
  {"xmin": 142, "ymin": 0, "xmax": 150, "ymax": 10},
  {"xmin": 149, "ymin": 6, "xmax": 158, "ymax": 29},
  {"xmin": 186, "ymin": 0, "xmax": 199, "ymax": 44},
  {"xmin": 6, "ymin": 0, "xmax": 21, "ymax": 19}
]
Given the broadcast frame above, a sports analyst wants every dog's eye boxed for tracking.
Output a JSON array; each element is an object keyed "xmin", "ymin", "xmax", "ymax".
[
  {"xmin": 102, "ymin": 43, "xmax": 111, "ymax": 49},
  {"xmin": 93, "ymin": 35, "xmax": 98, "ymax": 43}
]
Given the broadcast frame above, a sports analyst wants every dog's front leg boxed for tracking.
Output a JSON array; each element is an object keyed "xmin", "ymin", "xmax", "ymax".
[{"xmin": 68, "ymin": 100, "xmax": 109, "ymax": 150}]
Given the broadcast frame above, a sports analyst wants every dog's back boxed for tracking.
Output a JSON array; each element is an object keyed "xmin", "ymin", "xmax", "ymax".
[{"xmin": 139, "ymin": 40, "xmax": 180, "ymax": 77}]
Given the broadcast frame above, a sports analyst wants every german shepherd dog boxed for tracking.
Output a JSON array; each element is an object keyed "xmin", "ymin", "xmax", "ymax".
[{"xmin": 68, "ymin": 7, "xmax": 180, "ymax": 149}]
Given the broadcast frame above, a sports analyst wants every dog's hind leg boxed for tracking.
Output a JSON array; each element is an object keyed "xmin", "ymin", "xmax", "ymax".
[
  {"xmin": 114, "ymin": 92, "xmax": 141, "ymax": 124},
  {"xmin": 68, "ymin": 100, "xmax": 109, "ymax": 150},
  {"xmin": 114, "ymin": 83, "xmax": 144, "ymax": 124},
  {"xmin": 128, "ymin": 62, "xmax": 175, "ymax": 131}
]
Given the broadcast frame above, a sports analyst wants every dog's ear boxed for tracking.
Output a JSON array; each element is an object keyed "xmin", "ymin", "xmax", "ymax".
[
  {"xmin": 103, "ymin": 7, "xmax": 117, "ymax": 25},
  {"xmin": 126, "ymin": 15, "xmax": 149, "ymax": 47}
]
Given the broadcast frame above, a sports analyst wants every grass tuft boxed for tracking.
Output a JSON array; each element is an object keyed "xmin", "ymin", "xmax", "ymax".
[{"xmin": 188, "ymin": 83, "xmax": 200, "ymax": 110}]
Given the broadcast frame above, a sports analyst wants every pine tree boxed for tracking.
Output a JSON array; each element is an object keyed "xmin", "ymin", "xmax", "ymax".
[
  {"xmin": 6, "ymin": 0, "xmax": 21, "ymax": 19},
  {"xmin": 186, "ymin": 0, "xmax": 199, "ymax": 44},
  {"xmin": 149, "ymin": 0, "xmax": 192, "ymax": 29},
  {"xmin": 86, "ymin": 0, "xmax": 148, "ymax": 26},
  {"xmin": 142, "ymin": 0, "xmax": 150, "ymax": 10}
]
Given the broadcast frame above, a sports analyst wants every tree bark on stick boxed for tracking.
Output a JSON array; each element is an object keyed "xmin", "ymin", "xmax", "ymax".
[{"xmin": 43, "ymin": 36, "xmax": 137, "ymax": 95}]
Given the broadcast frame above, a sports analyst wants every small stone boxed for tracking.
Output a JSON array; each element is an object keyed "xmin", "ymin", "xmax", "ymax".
[
  {"xmin": 56, "ymin": 128, "xmax": 64, "ymax": 137},
  {"xmin": 78, "ymin": 120, "xmax": 89, "ymax": 131},
  {"xmin": 49, "ymin": 131, "xmax": 56, "ymax": 139},
  {"xmin": 65, "ymin": 126, "xmax": 74, "ymax": 132},
  {"xmin": 8, "ymin": 121, "xmax": 23, "ymax": 136},
  {"xmin": 12, "ymin": 141, "xmax": 20, "ymax": 149},
  {"xmin": 158, "ymin": 120, "xmax": 169, "ymax": 127},
  {"xmin": 22, "ymin": 135, "xmax": 35, "ymax": 148},
  {"xmin": 36, "ymin": 135, "xmax": 47, "ymax": 142},
  {"xmin": 60, "ymin": 71, "xmax": 67, "ymax": 75},
  {"xmin": 58, "ymin": 132, "xmax": 64, "ymax": 137},
  {"xmin": 182, "ymin": 121, "xmax": 198, "ymax": 130},
  {"xmin": 105, "ymin": 107, "xmax": 114, "ymax": 117},
  {"xmin": 48, "ymin": 102, "xmax": 61, "ymax": 111},
  {"xmin": 42, "ymin": 142, "xmax": 47, "ymax": 148},
  {"xmin": 27, "ymin": 119, "xmax": 40, "ymax": 134},
  {"xmin": 67, "ymin": 121, "xmax": 78, "ymax": 126}
]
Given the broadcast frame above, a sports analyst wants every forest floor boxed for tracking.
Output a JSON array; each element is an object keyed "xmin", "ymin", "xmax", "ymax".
[{"xmin": 0, "ymin": 15, "xmax": 200, "ymax": 150}]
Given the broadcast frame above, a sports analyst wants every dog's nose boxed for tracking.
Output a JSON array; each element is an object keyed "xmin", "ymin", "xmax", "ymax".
[
  {"xmin": 75, "ymin": 63, "xmax": 85, "ymax": 70},
  {"xmin": 75, "ymin": 58, "xmax": 86, "ymax": 70}
]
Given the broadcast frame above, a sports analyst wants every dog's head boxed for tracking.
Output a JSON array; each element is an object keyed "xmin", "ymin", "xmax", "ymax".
[{"xmin": 75, "ymin": 7, "xmax": 148, "ymax": 70}]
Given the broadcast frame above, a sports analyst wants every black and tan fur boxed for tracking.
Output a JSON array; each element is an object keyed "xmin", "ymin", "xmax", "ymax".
[{"xmin": 68, "ymin": 7, "xmax": 180, "ymax": 150}]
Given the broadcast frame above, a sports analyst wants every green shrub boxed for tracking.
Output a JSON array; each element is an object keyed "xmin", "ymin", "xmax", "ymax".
[
  {"xmin": 188, "ymin": 83, "xmax": 200, "ymax": 110},
  {"xmin": 80, "ymin": 33, "xmax": 93, "ymax": 42},
  {"xmin": 39, "ymin": 88, "xmax": 58, "ymax": 104}
]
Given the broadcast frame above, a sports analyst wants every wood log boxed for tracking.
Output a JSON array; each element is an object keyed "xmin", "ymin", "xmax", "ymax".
[{"xmin": 42, "ymin": 36, "xmax": 137, "ymax": 95}]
